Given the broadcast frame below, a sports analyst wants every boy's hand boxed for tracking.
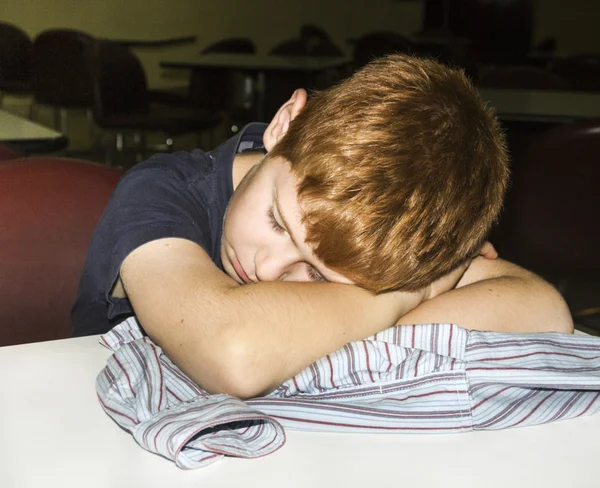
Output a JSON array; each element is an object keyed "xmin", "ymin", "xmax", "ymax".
[{"xmin": 479, "ymin": 241, "xmax": 498, "ymax": 260}]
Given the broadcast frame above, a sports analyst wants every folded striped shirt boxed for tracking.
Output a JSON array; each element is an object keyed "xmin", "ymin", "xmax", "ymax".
[{"xmin": 96, "ymin": 317, "xmax": 600, "ymax": 469}]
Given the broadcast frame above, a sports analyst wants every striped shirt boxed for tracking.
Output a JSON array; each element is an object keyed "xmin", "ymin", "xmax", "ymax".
[{"xmin": 96, "ymin": 317, "xmax": 600, "ymax": 469}]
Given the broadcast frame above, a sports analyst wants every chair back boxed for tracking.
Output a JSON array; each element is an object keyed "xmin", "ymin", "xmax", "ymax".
[
  {"xmin": 300, "ymin": 24, "xmax": 331, "ymax": 43},
  {"xmin": 492, "ymin": 119, "xmax": 600, "ymax": 279},
  {"xmin": 202, "ymin": 37, "xmax": 255, "ymax": 54},
  {"xmin": 300, "ymin": 24, "xmax": 343, "ymax": 57},
  {"xmin": 270, "ymin": 36, "xmax": 343, "ymax": 58},
  {"xmin": 0, "ymin": 158, "xmax": 123, "ymax": 346},
  {"xmin": 88, "ymin": 41, "xmax": 150, "ymax": 123},
  {"xmin": 480, "ymin": 65, "xmax": 566, "ymax": 90},
  {"xmin": 0, "ymin": 22, "xmax": 32, "ymax": 86},
  {"xmin": 32, "ymin": 29, "xmax": 95, "ymax": 107}
]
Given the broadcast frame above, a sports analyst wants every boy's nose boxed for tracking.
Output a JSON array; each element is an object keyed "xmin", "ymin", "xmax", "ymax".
[{"xmin": 255, "ymin": 247, "xmax": 299, "ymax": 282}]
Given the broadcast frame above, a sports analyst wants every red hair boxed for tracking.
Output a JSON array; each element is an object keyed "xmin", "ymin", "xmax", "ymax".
[{"xmin": 269, "ymin": 55, "xmax": 508, "ymax": 292}]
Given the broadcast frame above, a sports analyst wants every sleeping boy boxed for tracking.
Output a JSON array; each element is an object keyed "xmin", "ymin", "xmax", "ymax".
[{"xmin": 72, "ymin": 55, "xmax": 573, "ymax": 399}]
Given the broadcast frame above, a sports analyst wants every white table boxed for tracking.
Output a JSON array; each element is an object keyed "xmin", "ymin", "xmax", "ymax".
[
  {"xmin": 1, "ymin": 336, "xmax": 600, "ymax": 487},
  {"xmin": 479, "ymin": 88, "xmax": 600, "ymax": 123},
  {"xmin": 0, "ymin": 109, "xmax": 68, "ymax": 153}
]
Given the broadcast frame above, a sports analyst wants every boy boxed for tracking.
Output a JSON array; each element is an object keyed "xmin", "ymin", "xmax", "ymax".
[{"xmin": 72, "ymin": 55, "xmax": 572, "ymax": 399}]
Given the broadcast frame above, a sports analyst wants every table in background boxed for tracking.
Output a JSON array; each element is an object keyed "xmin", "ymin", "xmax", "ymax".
[
  {"xmin": 160, "ymin": 53, "xmax": 349, "ymax": 121},
  {"xmin": 1, "ymin": 335, "xmax": 600, "ymax": 488},
  {"xmin": 479, "ymin": 88, "xmax": 600, "ymax": 124},
  {"xmin": 0, "ymin": 109, "xmax": 68, "ymax": 153},
  {"xmin": 479, "ymin": 88, "xmax": 600, "ymax": 161}
]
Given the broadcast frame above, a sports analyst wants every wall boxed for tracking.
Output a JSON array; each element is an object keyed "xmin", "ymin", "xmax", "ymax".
[
  {"xmin": 533, "ymin": 0, "xmax": 600, "ymax": 55},
  {"xmin": 0, "ymin": 0, "xmax": 423, "ymax": 91}
]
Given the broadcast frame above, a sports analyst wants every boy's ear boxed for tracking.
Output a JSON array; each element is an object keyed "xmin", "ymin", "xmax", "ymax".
[{"xmin": 263, "ymin": 88, "xmax": 307, "ymax": 152}]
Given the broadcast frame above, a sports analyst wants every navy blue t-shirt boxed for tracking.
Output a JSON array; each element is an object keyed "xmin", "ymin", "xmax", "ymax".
[{"xmin": 71, "ymin": 123, "xmax": 266, "ymax": 337}]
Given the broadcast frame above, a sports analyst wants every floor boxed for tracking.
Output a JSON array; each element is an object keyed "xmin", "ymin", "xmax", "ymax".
[{"xmin": 4, "ymin": 99, "xmax": 599, "ymax": 335}]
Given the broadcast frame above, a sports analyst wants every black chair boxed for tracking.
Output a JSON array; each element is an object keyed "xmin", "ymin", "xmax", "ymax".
[
  {"xmin": 0, "ymin": 22, "xmax": 33, "ymax": 107},
  {"xmin": 270, "ymin": 35, "xmax": 343, "ymax": 58},
  {"xmin": 490, "ymin": 119, "xmax": 600, "ymax": 333},
  {"xmin": 88, "ymin": 40, "xmax": 220, "ymax": 163},
  {"xmin": 479, "ymin": 65, "xmax": 567, "ymax": 90},
  {"xmin": 300, "ymin": 24, "xmax": 331, "ymax": 43},
  {"xmin": 266, "ymin": 33, "xmax": 345, "ymax": 118},
  {"xmin": 31, "ymin": 29, "xmax": 96, "ymax": 135},
  {"xmin": 300, "ymin": 24, "xmax": 344, "ymax": 58},
  {"xmin": 352, "ymin": 31, "xmax": 412, "ymax": 70},
  {"xmin": 202, "ymin": 37, "xmax": 255, "ymax": 55}
]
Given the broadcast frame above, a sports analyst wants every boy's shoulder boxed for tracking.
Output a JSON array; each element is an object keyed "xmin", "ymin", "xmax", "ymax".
[{"xmin": 125, "ymin": 122, "xmax": 268, "ymax": 186}]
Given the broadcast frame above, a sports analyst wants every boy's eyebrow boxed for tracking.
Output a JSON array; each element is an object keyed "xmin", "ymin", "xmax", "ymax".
[{"xmin": 273, "ymin": 187, "xmax": 297, "ymax": 247}]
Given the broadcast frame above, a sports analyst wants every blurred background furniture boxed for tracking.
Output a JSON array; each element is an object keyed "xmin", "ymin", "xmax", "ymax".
[
  {"xmin": 0, "ymin": 157, "xmax": 124, "ymax": 347},
  {"xmin": 490, "ymin": 119, "xmax": 600, "ymax": 334},
  {"xmin": 479, "ymin": 88, "xmax": 600, "ymax": 124},
  {"xmin": 186, "ymin": 37, "xmax": 257, "ymax": 134},
  {"xmin": 108, "ymin": 35, "xmax": 197, "ymax": 49},
  {"xmin": 88, "ymin": 40, "xmax": 221, "ymax": 163},
  {"xmin": 266, "ymin": 26, "xmax": 344, "ymax": 118},
  {"xmin": 0, "ymin": 109, "xmax": 68, "ymax": 153},
  {"xmin": 30, "ymin": 29, "xmax": 96, "ymax": 136},
  {"xmin": 0, "ymin": 22, "xmax": 34, "ymax": 108},
  {"xmin": 161, "ymin": 52, "xmax": 348, "ymax": 122},
  {"xmin": 270, "ymin": 24, "xmax": 343, "ymax": 58},
  {"xmin": 479, "ymin": 65, "xmax": 566, "ymax": 91}
]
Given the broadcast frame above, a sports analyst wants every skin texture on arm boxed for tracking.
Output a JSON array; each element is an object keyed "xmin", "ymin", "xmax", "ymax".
[
  {"xmin": 397, "ymin": 256, "xmax": 574, "ymax": 334},
  {"xmin": 120, "ymin": 238, "xmax": 425, "ymax": 399}
]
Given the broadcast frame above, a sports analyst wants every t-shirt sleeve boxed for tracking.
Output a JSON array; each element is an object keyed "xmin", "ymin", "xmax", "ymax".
[{"xmin": 91, "ymin": 154, "xmax": 215, "ymax": 321}]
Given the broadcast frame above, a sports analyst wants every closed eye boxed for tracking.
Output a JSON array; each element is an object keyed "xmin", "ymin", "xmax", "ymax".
[
  {"xmin": 308, "ymin": 266, "xmax": 327, "ymax": 283},
  {"xmin": 267, "ymin": 207, "xmax": 285, "ymax": 234}
]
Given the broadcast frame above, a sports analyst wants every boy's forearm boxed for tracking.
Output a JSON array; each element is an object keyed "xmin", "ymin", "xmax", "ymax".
[
  {"xmin": 396, "ymin": 257, "xmax": 574, "ymax": 334},
  {"xmin": 204, "ymin": 281, "xmax": 423, "ymax": 397},
  {"xmin": 124, "ymin": 243, "xmax": 423, "ymax": 399}
]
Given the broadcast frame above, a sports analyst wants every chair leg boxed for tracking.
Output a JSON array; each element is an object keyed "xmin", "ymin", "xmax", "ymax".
[
  {"xmin": 134, "ymin": 132, "xmax": 146, "ymax": 162},
  {"xmin": 86, "ymin": 109, "xmax": 95, "ymax": 146},
  {"xmin": 116, "ymin": 132, "xmax": 125, "ymax": 152},
  {"xmin": 60, "ymin": 108, "xmax": 68, "ymax": 135}
]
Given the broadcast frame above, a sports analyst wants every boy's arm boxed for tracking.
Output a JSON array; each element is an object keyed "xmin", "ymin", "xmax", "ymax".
[
  {"xmin": 396, "ymin": 256, "xmax": 574, "ymax": 334},
  {"xmin": 120, "ymin": 238, "xmax": 427, "ymax": 399}
]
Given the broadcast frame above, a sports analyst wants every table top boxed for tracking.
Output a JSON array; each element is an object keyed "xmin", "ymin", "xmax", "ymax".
[
  {"xmin": 0, "ymin": 110, "xmax": 68, "ymax": 153},
  {"xmin": 479, "ymin": 88, "xmax": 600, "ymax": 123},
  {"xmin": 161, "ymin": 52, "xmax": 349, "ymax": 72},
  {"xmin": 1, "ymin": 335, "xmax": 600, "ymax": 487},
  {"xmin": 105, "ymin": 35, "xmax": 197, "ymax": 48}
]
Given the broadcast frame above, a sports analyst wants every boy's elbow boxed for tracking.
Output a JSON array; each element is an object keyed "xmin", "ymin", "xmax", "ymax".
[
  {"xmin": 193, "ymin": 339, "xmax": 275, "ymax": 400},
  {"xmin": 550, "ymin": 291, "xmax": 574, "ymax": 334},
  {"xmin": 530, "ymin": 278, "xmax": 574, "ymax": 334}
]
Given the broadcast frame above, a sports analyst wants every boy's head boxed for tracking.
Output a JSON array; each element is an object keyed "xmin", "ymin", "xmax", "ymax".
[
  {"xmin": 227, "ymin": 55, "xmax": 508, "ymax": 292},
  {"xmin": 243, "ymin": 54, "xmax": 508, "ymax": 292}
]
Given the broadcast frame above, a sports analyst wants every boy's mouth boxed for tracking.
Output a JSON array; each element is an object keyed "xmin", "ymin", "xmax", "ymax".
[{"xmin": 232, "ymin": 256, "xmax": 252, "ymax": 284}]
